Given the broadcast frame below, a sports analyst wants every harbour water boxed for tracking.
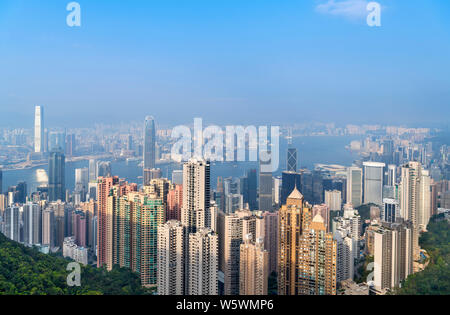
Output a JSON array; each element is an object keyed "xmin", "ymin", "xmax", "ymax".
[{"xmin": 2, "ymin": 136, "xmax": 361, "ymax": 194}]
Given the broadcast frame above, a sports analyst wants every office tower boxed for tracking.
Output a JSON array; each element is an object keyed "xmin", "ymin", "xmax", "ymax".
[
  {"xmin": 65, "ymin": 134, "xmax": 76, "ymax": 156},
  {"xmin": 278, "ymin": 187, "xmax": 313, "ymax": 295},
  {"xmin": 144, "ymin": 116, "xmax": 156, "ymax": 170},
  {"xmin": 334, "ymin": 229, "xmax": 354, "ymax": 283},
  {"xmin": 143, "ymin": 168, "xmax": 162, "ymax": 186},
  {"xmin": 363, "ymin": 162, "xmax": 386, "ymax": 206},
  {"xmin": 219, "ymin": 209, "xmax": 259, "ymax": 295},
  {"xmin": 287, "ymin": 148, "xmax": 298, "ymax": 173},
  {"xmin": 34, "ymin": 106, "xmax": 44, "ymax": 153},
  {"xmin": 373, "ymin": 221, "xmax": 413, "ymax": 294},
  {"xmin": 387, "ymin": 165, "xmax": 397, "ymax": 186},
  {"xmin": 75, "ymin": 168, "xmax": 89, "ymax": 203},
  {"xmin": 312, "ymin": 171, "xmax": 324, "ymax": 204},
  {"xmin": 399, "ymin": 162, "xmax": 431, "ymax": 259},
  {"xmin": 259, "ymin": 160, "xmax": 273, "ymax": 212},
  {"xmin": 325, "ymin": 190, "xmax": 342, "ymax": 211},
  {"xmin": 382, "ymin": 198, "xmax": 399, "ymax": 223},
  {"xmin": 181, "ymin": 159, "xmax": 211, "ymax": 233},
  {"xmin": 312, "ymin": 204, "xmax": 330, "ymax": 232},
  {"xmin": 225, "ymin": 194, "xmax": 243, "ymax": 214},
  {"xmin": 346, "ymin": 167, "xmax": 363, "ymax": 207},
  {"xmin": 297, "ymin": 214, "xmax": 337, "ymax": 295},
  {"xmin": 172, "ymin": 170, "xmax": 183, "ymax": 185},
  {"xmin": 3, "ymin": 206, "xmax": 20, "ymax": 242},
  {"xmin": 23, "ymin": 203, "xmax": 41, "ymax": 246},
  {"xmin": 48, "ymin": 151, "xmax": 65, "ymax": 202},
  {"xmin": 281, "ymin": 172, "xmax": 301, "ymax": 206},
  {"xmin": 10, "ymin": 181, "xmax": 27, "ymax": 204},
  {"xmin": 272, "ymin": 177, "xmax": 281, "ymax": 206},
  {"xmin": 89, "ymin": 159, "xmax": 97, "ymax": 182},
  {"xmin": 46, "ymin": 201, "xmax": 65, "ymax": 249},
  {"xmin": 48, "ymin": 131, "xmax": 66, "ymax": 152},
  {"xmin": 262, "ymin": 211, "xmax": 278, "ymax": 274},
  {"xmin": 167, "ymin": 184, "xmax": 183, "ymax": 221},
  {"xmin": 157, "ymin": 220, "xmax": 185, "ymax": 295},
  {"xmin": 42, "ymin": 209, "xmax": 55, "ymax": 247},
  {"xmin": 97, "ymin": 161, "xmax": 112, "ymax": 178},
  {"xmin": 0, "ymin": 168, "xmax": 2, "ymax": 194},
  {"xmin": 243, "ymin": 169, "xmax": 258, "ymax": 211},
  {"xmin": 239, "ymin": 236, "xmax": 269, "ymax": 295},
  {"xmin": 188, "ymin": 228, "xmax": 219, "ymax": 295}
]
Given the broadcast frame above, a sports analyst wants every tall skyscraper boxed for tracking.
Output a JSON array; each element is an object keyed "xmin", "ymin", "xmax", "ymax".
[
  {"xmin": 262, "ymin": 211, "xmax": 278, "ymax": 274},
  {"xmin": 157, "ymin": 220, "xmax": 186, "ymax": 295},
  {"xmin": 281, "ymin": 171, "xmax": 302, "ymax": 206},
  {"xmin": 97, "ymin": 176, "xmax": 120, "ymax": 268},
  {"xmin": 34, "ymin": 106, "xmax": 44, "ymax": 153},
  {"xmin": 181, "ymin": 159, "xmax": 211, "ymax": 234},
  {"xmin": 325, "ymin": 190, "xmax": 342, "ymax": 211},
  {"xmin": 3, "ymin": 206, "xmax": 20, "ymax": 242},
  {"xmin": 88, "ymin": 159, "xmax": 97, "ymax": 182},
  {"xmin": 23, "ymin": 202, "xmax": 42, "ymax": 246},
  {"xmin": 48, "ymin": 151, "xmax": 65, "ymax": 202},
  {"xmin": 42, "ymin": 209, "xmax": 55, "ymax": 247},
  {"xmin": 259, "ymin": 160, "xmax": 273, "ymax": 212},
  {"xmin": 387, "ymin": 165, "xmax": 397, "ymax": 187},
  {"xmin": 143, "ymin": 116, "xmax": 156, "ymax": 170},
  {"xmin": 363, "ymin": 162, "xmax": 386, "ymax": 206},
  {"xmin": 239, "ymin": 236, "xmax": 269, "ymax": 295},
  {"xmin": 399, "ymin": 162, "xmax": 431, "ymax": 259},
  {"xmin": 287, "ymin": 148, "xmax": 298, "ymax": 172},
  {"xmin": 188, "ymin": 228, "xmax": 219, "ymax": 295},
  {"xmin": 373, "ymin": 221, "xmax": 413, "ymax": 294},
  {"xmin": 219, "ymin": 209, "xmax": 260, "ymax": 295},
  {"xmin": 297, "ymin": 214, "xmax": 337, "ymax": 295},
  {"xmin": 382, "ymin": 198, "xmax": 399, "ymax": 223},
  {"xmin": 346, "ymin": 167, "xmax": 363, "ymax": 208},
  {"xmin": 278, "ymin": 186, "xmax": 313, "ymax": 295}
]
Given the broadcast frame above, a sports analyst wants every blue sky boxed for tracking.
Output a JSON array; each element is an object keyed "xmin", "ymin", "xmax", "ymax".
[{"xmin": 0, "ymin": 0, "xmax": 449, "ymax": 128}]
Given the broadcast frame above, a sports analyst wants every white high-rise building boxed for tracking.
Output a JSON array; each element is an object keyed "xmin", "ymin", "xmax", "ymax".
[
  {"xmin": 188, "ymin": 228, "xmax": 218, "ymax": 295},
  {"xmin": 373, "ymin": 221, "xmax": 413, "ymax": 294},
  {"xmin": 387, "ymin": 165, "xmax": 397, "ymax": 186},
  {"xmin": 3, "ymin": 206, "xmax": 20, "ymax": 242},
  {"xmin": 34, "ymin": 106, "xmax": 44, "ymax": 153},
  {"xmin": 181, "ymin": 159, "xmax": 211, "ymax": 233},
  {"xmin": 334, "ymin": 229, "xmax": 354, "ymax": 283},
  {"xmin": 157, "ymin": 220, "xmax": 186, "ymax": 295},
  {"xmin": 399, "ymin": 162, "xmax": 431, "ymax": 258},
  {"xmin": 363, "ymin": 162, "xmax": 386, "ymax": 206},
  {"xmin": 346, "ymin": 167, "xmax": 363, "ymax": 207},
  {"xmin": 23, "ymin": 203, "xmax": 41, "ymax": 246},
  {"xmin": 325, "ymin": 190, "xmax": 342, "ymax": 211}
]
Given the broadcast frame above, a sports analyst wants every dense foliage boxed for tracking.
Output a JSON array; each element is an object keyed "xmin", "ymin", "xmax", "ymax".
[
  {"xmin": 0, "ymin": 233, "xmax": 149, "ymax": 295},
  {"xmin": 395, "ymin": 215, "xmax": 450, "ymax": 295}
]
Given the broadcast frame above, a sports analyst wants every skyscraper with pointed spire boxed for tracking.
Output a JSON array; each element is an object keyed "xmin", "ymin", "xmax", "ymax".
[
  {"xmin": 34, "ymin": 106, "xmax": 44, "ymax": 153},
  {"xmin": 143, "ymin": 116, "xmax": 156, "ymax": 170}
]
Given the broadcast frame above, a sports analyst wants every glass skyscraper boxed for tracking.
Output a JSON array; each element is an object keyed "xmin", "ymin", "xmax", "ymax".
[
  {"xmin": 48, "ymin": 151, "xmax": 66, "ymax": 202},
  {"xmin": 143, "ymin": 116, "xmax": 156, "ymax": 170}
]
